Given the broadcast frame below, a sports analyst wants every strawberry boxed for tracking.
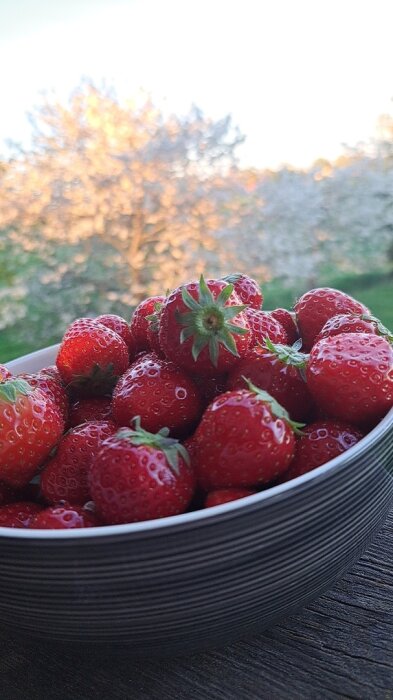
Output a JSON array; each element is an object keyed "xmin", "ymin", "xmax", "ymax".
[
  {"xmin": 159, "ymin": 275, "xmax": 250, "ymax": 376},
  {"xmin": 39, "ymin": 365, "xmax": 63, "ymax": 382},
  {"xmin": 40, "ymin": 420, "xmax": 117, "ymax": 505},
  {"xmin": 68, "ymin": 397, "xmax": 113, "ymax": 427},
  {"xmin": 294, "ymin": 287, "xmax": 369, "ymax": 351},
  {"xmin": 306, "ymin": 333, "xmax": 393, "ymax": 427},
  {"xmin": 95, "ymin": 313, "xmax": 136, "ymax": 358},
  {"xmin": 0, "ymin": 502, "xmax": 42, "ymax": 528},
  {"xmin": 30, "ymin": 503, "xmax": 98, "ymax": 529},
  {"xmin": 314, "ymin": 313, "xmax": 393, "ymax": 345},
  {"xmin": 227, "ymin": 338, "xmax": 314, "ymax": 422},
  {"xmin": 205, "ymin": 488, "xmax": 256, "ymax": 508},
  {"xmin": 112, "ymin": 353, "xmax": 203, "ymax": 437},
  {"xmin": 222, "ymin": 273, "xmax": 263, "ymax": 309},
  {"xmin": 89, "ymin": 419, "xmax": 195, "ymax": 524},
  {"xmin": 0, "ymin": 378, "xmax": 64, "ymax": 488},
  {"xmin": 193, "ymin": 383, "xmax": 300, "ymax": 490},
  {"xmin": 245, "ymin": 309, "xmax": 288, "ymax": 347},
  {"xmin": 282, "ymin": 421, "xmax": 364, "ymax": 482},
  {"xmin": 130, "ymin": 295, "xmax": 166, "ymax": 353},
  {"xmin": 270, "ymin": 308, "xmax": 299, "ymax": 345},
  {"xmin": 56, "ymin": 318, "xmax": 129, "ymax": 395},
  {"xmin": 146, "ymin": 299, "xmax": 165, "ymax": 356},
  {"xmin": 0, "ymin": 364, "xmax": 12, "ymax": 382},
  {"xmin": 19, "ymin": 371, "xmax": 69, "ymax": 423}
]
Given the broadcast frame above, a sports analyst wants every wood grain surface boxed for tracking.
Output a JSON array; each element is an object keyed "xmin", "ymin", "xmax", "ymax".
[{"xmin": 1, "ymin": 512, "xmax": 392, "ymax": 700}]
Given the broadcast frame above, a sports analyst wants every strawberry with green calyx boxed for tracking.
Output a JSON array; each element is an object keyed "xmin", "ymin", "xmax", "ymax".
[
  {"xmin": 280, "ymin": 420, "xmax": 364, "ymax": 483},
  {"xmin": 294, "ymin": 287, "xmax": 369, "ymax": 351},
  {"xmin": 245, "ymin": 308, "xmax": 288, "ymax": 347},
  {"xmin": 56, "ymin": 318, "xmax": 129, "ymax": 397},
  {"xmin": 146, "ymin": 299, "xmax": 165, "ymax": 355},
  {"xmin": 0, "ymin": 378, "xmax": 64, "ymax": 488},
  {"xmin": 315, "ymin": 313, "xmax": 393, "ymax": 346},
  {"xmin": 88, "ymin": 418, "xmax": 195, "ymax": 524},
  {"xmin": 112, "ymin": 353, "xmax": 203, "ymax": 438},
  {"xmin": 130, "ymin": 295, "xmax": 166, "ymax": 353},
  {"xmin": 159, "ymin": 275, "xmax": 250, "ymax": 376},
  {"xmin": 19, "ymin": 371, "xmax": 69, "ymax": 423},
  {"xmin": 271, "ymin": 308, "xmax": 299, "ymax": 345},
  {"xmin": 221, "ymin": 272, "xmax": 263, "ymax": 310},
  {"xmin": 95, "ymin": 313, "xmax": 137, "ymax": 358},
  {"xmin": 193, "ymin": 382, "xmax": 302, "ymax": 490},
  {"xmin": 306, "ymin": 332, "xmax": 393, "ymax": 427},
  {"xmin": 40, "ymin": 420, "xmax": 117, "ymax": 505},
  {"xmin": 227, "ymin": 338, "xmax": 313, "ymax": 422}
]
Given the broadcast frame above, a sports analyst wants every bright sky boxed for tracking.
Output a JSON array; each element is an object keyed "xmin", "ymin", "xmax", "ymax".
[{"xmin": 1, "ymin": 0, "xmax": 392, "ymax": 169}]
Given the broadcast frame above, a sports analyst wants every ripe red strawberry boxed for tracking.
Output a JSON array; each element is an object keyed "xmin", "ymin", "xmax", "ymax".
[
  {"xmin": 0, "ymin": 378, "xmax": 64, "ymax": 488},
  {"xmin": 0, "ymin": 502, "xmax": 42, "ymax": 528},
  {"xmin": 95, "ymin": 313, "xmax": 136, "ymax": 358},
  {"xmin": 159, "ymin": 276, "xmax": 250, "ymax": 376},
  {"xmin": 306, "ymin": 333, "xmax": 393, "ymax": 427},
  {"xmin": 89, "ymin": 419, "xmax": 195, "ymax": 524},
  {"xmin": 68, "ymin": 397, "xmax": 113, "ymax": 427},
  {"xmin": 227, "ymin": 338, "xmax": 314, "ymax": 422},
  {"xmin": 222, "ymin": 272, "xmax": 263, "ymax": 309},
  {"xmin": 112, "ymin": 353, "xmax": 203, "ymax": 437},
  {"xmin": 56, "ymin": 318, "xmax": 129, "ymax": 395},
  {"xmin": 205, "ymin": 488, "xmax": 256, "ymax": 508},
  {"xmin": 245, "ymin": 309, "xmax": 288, "ymax": 347},
  {"xmin": 282, "ymin": 421, "xmax": 364, "ymax": 482},
  {"xmin": 270, "ymin": 308, "xmax": 299, "ymax": 345},
  {"xmin": 145, "ymin": 298, "xmax": 165, "ymax": 356},
  {"xmin": 39, "ymin": 365, "xmax": 63, "ymax": 382},
  {"xmin": 314, "ymin": 313, "xmax": 393, "ymax": 345},
  {"xmin": 0, "ymin": 364, "xmax": 12, "ymax": 382},
  {"xmin": 40, "ymin": 420, "xmax": 117, "ymax": 505},
  {"xmin": 19, "ymin": 371, "xmax": 69, "ymax": 423},
  {"xmin": 294, "ymin": 287, "xmax": 369, "ymax": 351},
  {"xmin": 130, "ymin": 295, "xmax": 166, "ymax": 353},
  {"xmin": 30, "ymin": 503, "xmax": 98, "ymax": 529},
  {"xmin": 193, "ymin": 383, "xmax": 299, "ymax": 490}
]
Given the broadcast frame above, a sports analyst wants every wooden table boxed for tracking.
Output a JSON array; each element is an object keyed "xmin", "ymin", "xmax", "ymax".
[{"xmin": 1, "ymin": 512, "xmax": 392, "ymax": 699}]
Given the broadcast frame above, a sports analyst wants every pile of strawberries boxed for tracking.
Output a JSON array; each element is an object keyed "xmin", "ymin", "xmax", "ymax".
[{"xmin": 0, "ymin": 273, "xmax": 392, "ymax": 529}]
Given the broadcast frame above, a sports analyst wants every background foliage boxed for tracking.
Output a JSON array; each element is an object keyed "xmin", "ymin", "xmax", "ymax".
[{"xmin": 1, "ymin": 84, "xmax": 392, "ymax": 361}]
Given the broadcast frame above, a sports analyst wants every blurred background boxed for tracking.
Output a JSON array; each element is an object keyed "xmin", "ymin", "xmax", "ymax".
[{"xmin": 1, "ymin": 0, "xmax": 392, "ymax": 362}]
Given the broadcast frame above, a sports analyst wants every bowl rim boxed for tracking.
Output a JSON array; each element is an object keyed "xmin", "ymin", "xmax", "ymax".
[{"xmin": 2, "ymin": 344, "xmax": 393, "ymax": 540}]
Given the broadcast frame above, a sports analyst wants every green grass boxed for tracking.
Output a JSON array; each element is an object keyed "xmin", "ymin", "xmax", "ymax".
[{"xmin": 1, "ymin": 271, "xmax": 392, "ymax": 364}]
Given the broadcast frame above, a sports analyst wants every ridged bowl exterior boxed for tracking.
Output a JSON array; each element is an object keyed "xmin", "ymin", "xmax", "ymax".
[{"xmin": 1, "ymin": 345, "xmax": 392, "ymax": 654}]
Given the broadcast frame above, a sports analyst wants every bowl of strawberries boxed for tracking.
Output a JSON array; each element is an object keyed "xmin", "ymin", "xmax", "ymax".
[{"xmin": 0, "ymin": 274, "xmax": 392, "ymax": 654}]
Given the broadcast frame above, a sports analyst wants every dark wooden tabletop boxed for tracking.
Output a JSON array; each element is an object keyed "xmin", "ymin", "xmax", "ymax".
[{"xmin": 1, "ymin": 511, "xmax": 392, "ymax": 700}]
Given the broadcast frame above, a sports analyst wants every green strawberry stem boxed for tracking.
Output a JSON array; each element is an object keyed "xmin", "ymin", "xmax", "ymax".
[
  {"xmin": 0, "ymin": 378, "xmax": 32, "ymax": 403},
  {"xmin": 242, "ymin": 377, "xmax": 305, "ymax": 435},
  {"xmin": 176, "ymin": 274, "xmax": 248, "ymax": 367},
  {"xmin": 263, "ymin": 337, "xmax": 308, "ymax": 368},
  {"xmin": 116, "ymin": 417, "xmax": 190, "ymax": 475}
]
